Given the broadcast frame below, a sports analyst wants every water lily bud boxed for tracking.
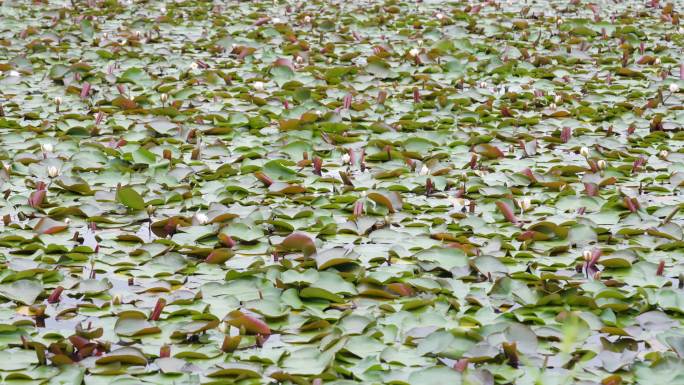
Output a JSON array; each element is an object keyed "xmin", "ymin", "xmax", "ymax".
[
  {"xmin": 54, "ymin": 96, "xmax": 62, "ymax": 106},
  {"xmin": 47, "ymin": 166, "xmax": 60, "ymax": 178},
  {"xmin": 409, "ymin": 48, "xmax": 420, "ymax": 57},
  {"xmin": 341, "ymin": 153, "xmax": 351, "ymax": 164},
  {"xmin": 554, "ymin": 94, "xmax": 562, "ymax": 104},
  {"xmin": 582, "ymin": 250, "xmax": 592, "ymax": 261},
  {"xmin": 304, "ymin": 15, "xmax": 311, "ymax": 23},
  {"xmin": 194, "ymin": 212, "xmax": 208, "ymax": 225},
  {"xmin": 478, "ymin": 81, "xmax": 487, "ymax": 88},
  {"xmin": 597, "ymin": 159, "xmax": 607, "ymax": 170},
  {"xmin": 579, "ymin": 147, "xmax": 590, "ymax": 158},
  {"xmin": 146, "ymin": 205, "xmax": 156, "ymax": 216},
  {"xmin": 670, "ymin": 83, "xmax": 680, "ymax": 93},
  {"xmin": 189, "ymin": 62, "xmax": 199, "ymax": 71},
  {"xmin": 160, "ymin": 93, "xmax": 168, "ymax": 103},
  {"xmin": 549, "ymin": 102, "xmax": 557, "ymax": 109},
  {"xmin": 41, "ymin": 143, "xmax": 54, "ymax": 154},
  {"xmin": 436, "ymin": 12, "xmax": 444, "ymax": 20},
  {"xmin": 112, "ymin": 294, "xmax": 122, "ymax": 306},
  {"xmin": 654, "ymin": 57, "xmax": 661, "ymax": 65},
  {"xmin": 253, "ymin": 81, "xmax": 264, "ymax": 91},
  {"xmin": 659, "ymin": 150, "xmax": 669, "ymax": 159}
]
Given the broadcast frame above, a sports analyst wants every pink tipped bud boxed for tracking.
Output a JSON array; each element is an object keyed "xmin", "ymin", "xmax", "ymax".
[
  {"xmin": 413, "ymin": 87, "xmax": 420, "ymax": 103},
  {"xmin": 353, "ymin": 200, "xmax": 364, "ymax": 217},
  {"xmin": 95, "ymin": 111, "xmax": 105, "ymax": 126},
  {"xmin": 80, "ymin": 82, "xmax": 91, "ymax": 100},
  {"xmin": 47, "ymin": 286, "xmax": 64, "ymax": 304},
  {"xmin": 560, "ymin": 126, "xmax": 572, "ymax": 143},
  {"xmin": 343, "ymin": 93, "xmax": 352, "ymax": 110},
  {"xmin": 454, "ymin": 358, "xmax": 469, "ymax": 372},
  {"xmin": 313, "ymin": 156, "xmax": 322, "ymax": 176},
  {"xmin": 656, "ymin": 260, "xmax": 665, "ymax": 276},
  {"xmin": 680, "ymin": 63, "xmax": 684, "ymax": 80},
  {"xmin": 116, "ymin": 84, "xmax": 126, "ymax": 95}
]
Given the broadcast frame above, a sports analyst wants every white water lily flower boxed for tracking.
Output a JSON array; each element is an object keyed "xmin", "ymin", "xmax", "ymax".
[
  {"xmin": 670, "ymin": 83, "xmax": 680, "ymax": 93},
  {"xmin": 54, "ymin": 96, "xmax": 62, "ymax": 105},
  {"xmin": 659, "ymin": 150, "xmax": 669, "ymax": 159},
  {"xmin": 194, "ymin": 212, "xmax": 208, "ymax": 225},
  {"xmin": 47, "ymin": 166, "xmax": 60, "ymax": 178},
  {"xmin": 189, "ymin": 62, "xmax": 198, "ymax": 71},
  {"xmin": 518, "ymin": 197, "xmax": 531, "ymax": 212},
  {"xmin": 8, "ymin": 70, "xmax": 19, "ymax": 77},
  {"xmin": 41, "ymin": 143, "xmax": 54, "ymax": 153},
  {"xmin": 597, "ymin": 159, "xmax": 607, "ymax": 170},
  {"xmin": 409, "ymin": 48, "xmax": 420, "ymax": 57},
  {"xmin": 341, "ymin": 153, "xmax": 351, "ymax": 164},
  {"xmin": 419, "ymin": 165, "xmax": 430, "ymax": 176},
  {"xmin": 253, "ymin": 81, "xmax": 265, "ymax": 91}
]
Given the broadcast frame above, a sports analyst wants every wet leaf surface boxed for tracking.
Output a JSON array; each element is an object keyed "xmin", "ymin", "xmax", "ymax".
[{"xmin": 0, "ymin": 0, "xmax": 683, "ymax": 383}]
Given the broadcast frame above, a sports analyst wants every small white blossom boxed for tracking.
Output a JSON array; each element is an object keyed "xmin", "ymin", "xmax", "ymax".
[
  {"xmin": 436, "ymin": 12, "xmax": 444, "ymax": 20},
  {"xmin": 670, "ymin": 83, "xmax": 680, "ymax": 93},
  {"xmin": 54, "ymin": 96, "xmax": 62, "ymax": 105},
  {"xmin": 654, "ymin": 58, "xmax": 661, "ymax": 65},
  {"xmin": 47, "ymin": 166, "xmax": 60, "ymax": 178},
  {"xmin": 194, "ymin": 212, "xmax": 208, "ymax": 225},
  {"xmin": 419, "ymin": 165, "xmax": 430, "ymax": 176},
  {"xmin": 518, "ymin": 197, "xmax": 531, "ymax": 212},
  {"xmin": 409, "ymin": 48, "xmax": 420, "ymax": 57},
  {"xmin": 597, "ymin": 159, "xmax": 607, "ymax": 170},
  {"xmin": 41, "ymin": 143, "xmax": 54, "ymax": 153},
  {"xmin": 478, "ymin": 81, "xmax": 487, "ymax": 88},
  {"xmin": 583, "ymin": 250, "xmax": 592, "ymax": 261},
  {"xmin": 304, "ymin": 16, "xmax": 311, "ymax": 23},
  {"xmin": 160, "ymin": 93, "xmax": 168, "ymax": 103},
  {"xmin": 580, "ymin": 147, "xmax": 590, "ymax": 158},
  {"xmin": 272, "ymin": 17, "xmax": 281, "ymax": 23},
  {"xmin": 549, "ymin": 103, "xmax": 557, "ymax": 109},
  {"xmin": 8, "ymin": 70, "xmax": 19, "ymax": 77},
  {"xmin": 341, "ymin": 153, "xmax": 351, "ymax": 164},
  {"xmin": 659, "ymin": 150, "xmax": 669, "ymax": 159},
  {"xmin": 253, "ymin": 81, "xmax": 265, "ymax": 91},
  {"xmin": 189, "ymin": 62, "xmax": 199, "ymax": 71},
  {"xmin": 554, "ymin": 94, "xmax": 562, "ymax": 104}
]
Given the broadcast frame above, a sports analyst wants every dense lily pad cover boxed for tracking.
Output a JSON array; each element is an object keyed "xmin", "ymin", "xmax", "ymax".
[{"xmin": 0, "ymin": 0, "xmax": 683, "ymax": 384}]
